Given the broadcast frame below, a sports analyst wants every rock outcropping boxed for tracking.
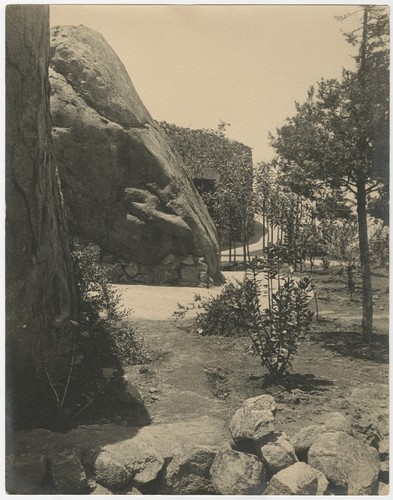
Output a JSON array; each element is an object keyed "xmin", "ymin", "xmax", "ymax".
[
  {"xmin": 6, "ymin": 6, "xmax": 76, "ymax": 426},
  {"xmin": 49, "ymin": 25, "xmax": 223, "ymax": 286}
]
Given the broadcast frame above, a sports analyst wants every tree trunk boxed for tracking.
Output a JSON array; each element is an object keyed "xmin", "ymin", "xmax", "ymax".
[
  {"xmin": 356, "ymin": 178, "xmax": 373, "ymax": 336},
  {"xmin": 356, "ymin": 6, "xmax": 373, "ymax": 337},
  {"xmin": 228, "ymin": 225, "xmax": 232, "ymax": 262}
]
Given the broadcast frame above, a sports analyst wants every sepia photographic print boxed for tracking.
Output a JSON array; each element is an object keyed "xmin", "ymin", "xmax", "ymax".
[{"xmin": 5, "ymin": 2, "xmax": 389, "ymax": 495}]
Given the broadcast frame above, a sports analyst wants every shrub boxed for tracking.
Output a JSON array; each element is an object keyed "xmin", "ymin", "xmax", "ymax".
[
  {"xmin": 173, "ymin": 283, "xmax": 248, "ymax": 337},
  {"xmin": 194, "ymin": 282, "xmax": 247, "ymax": 337},
  {"xmin": 321, "ymin": 256, "xmax": 330, "ymax": 270},
  {"xmin": 235, "ymin": 256, "xmax": 314, "ymax": 377},
  {"xmin": 45, "ymin": 241, "xmax": 147, "ymax": 421},
  {"xmin": 71, "ymin": 242, "xmax": 146, "ymax": 366},
  {"xmin": 177, "ymin": 244, "xmax": 314, "ymax": 378},
  {"xmin": 344, "ymin": 262, "xmax": 356, "ymax": 300},
  {"xmin": 369, "ymin": 224, "xmax": 389, "ymax": 269}
]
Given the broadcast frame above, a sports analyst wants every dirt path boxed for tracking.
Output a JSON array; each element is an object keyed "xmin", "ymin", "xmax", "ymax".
[
  {"xmin": 119, "ymin": 268, "xmax": 388, "ymax": 439},
  {"xmin": 123, "ymin": 324, "xmax": 388, "ymax": 439},
  {"xmin": 115, "ymin": 271, "xmax": 263, "ymax": 320}
]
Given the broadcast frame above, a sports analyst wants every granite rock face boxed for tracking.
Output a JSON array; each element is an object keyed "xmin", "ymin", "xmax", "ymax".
[
  {"xmin": 6, "ymin": 5, "xmax": 76, "ymax": 427},
  {"xmin": 49, "ymin": 25, "xmax": 222, "ymax": 286}
]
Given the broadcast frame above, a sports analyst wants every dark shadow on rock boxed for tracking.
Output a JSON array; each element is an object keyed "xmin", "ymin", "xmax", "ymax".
[{"xmin": 310, "ymin": 330, "xmax": 389, "ymax": 364}]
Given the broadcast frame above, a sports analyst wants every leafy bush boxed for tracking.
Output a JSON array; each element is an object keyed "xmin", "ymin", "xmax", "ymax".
[
  {"xmin": 343, "ymin": 262, "xmax": 356, "ymax": 300},
  {"xmin": 45, "ymin": 241, "xmax": 147, "ymax": 421},
  {"xmin": 173, "ymin": 283, "xmax": 248, "ymax": 337},
  {"xmin": 369, "ymin": 224, "xmax": 389, "ymax": 269},
  {"xmin": 71, "ymin": 243, "xmax": 146, "ymax": 366},
  {"xmin": 235, "ymin": 257, "xmax": 314, "ymax": 376},
  {"xmin": 177, "ymin": 245, "xmax": 314, "ymax": 377},
  {"xmin": 194, "ymin": 283, "xmax": 247, "ymax": 337}
]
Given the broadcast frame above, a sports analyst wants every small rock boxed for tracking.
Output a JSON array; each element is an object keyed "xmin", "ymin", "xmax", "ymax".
[
  {"xmin": 181, "ymin": 255, "xmax": 195, "ymax": 266},
  {"xmin": 210, "ymin": 449, "xmax": 266, "ymax": 494},
  {"xmin": 261, "ymin": 433, "xmax": 298, "ymax": 474},
  {"xmin": 308, "ymin": 431, "xmax": 380, "ymax": 495},
  {"xmin": 99, "ymin": 418, "xmax": 112, "ymax": 425},
  {"xmin": 125, "ymin": 262, "xmax": 139, "ymax": 278},
  {"xmin": 324, "ymin": 412, "xmax": 352, "ymax": 434},
  {"xmin": 264, "ymin": 462, "xmax": 319, "ymax": 495},
  {"xmin": 91, "ymin": 482, "xmax": 113, "ymax": 495},
  {"xmin": 379, "ymin": 437, "xmax": 389, "ymax": 457},
  {"xmin": 127, "ymin": 487, "xmax": 143, "ymax": 495},
  {"xmin": 291, "ymin": 388, "xmax": 304, "ymax": 395},
  {"xmin": 51, "ymin": 450, "xmax": 88, "ymax": 493},
  {"xmin": 161, "ymin": 254, "xmax": 177, "ymax": 266},
  {"xmin": 378, "ymin": 482, "xmax": 389, "ymax": 495},
  {"xmin": 149, "ymin": 387, "xmax": 158, "ymax": 393},
  {"xmin": 151, "ymin": 395, "xmax": 160, "ymax": 401},
  {"xmin": 197, "ymin": 261, "xmax": 208, "ymax": 272},
  {"xmin": 380, "ymin": 459, "xmax": 389, "ymax": 483},
  {"xmin": 313, "ymin": 467, "xmax": 329, "ymax": 495}
]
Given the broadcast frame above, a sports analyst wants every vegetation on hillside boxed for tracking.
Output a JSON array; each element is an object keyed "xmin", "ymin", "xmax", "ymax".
[{"xmin": 161, "ymin": 121, "xmax": 255, "ymax": 262}]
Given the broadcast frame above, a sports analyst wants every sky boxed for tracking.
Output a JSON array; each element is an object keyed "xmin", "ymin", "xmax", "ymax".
[{"xmin": 50, "ymin": 4, "xmax": 360, "ymax": 163}]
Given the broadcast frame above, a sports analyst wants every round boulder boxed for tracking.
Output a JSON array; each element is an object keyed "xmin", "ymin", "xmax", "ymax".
[
  {"xmin": 308, "ymin": 431, "xmax": 380, "ymax": 495},
  {"xmin": 162, "ymin": 446, "xmax": 216, "ymax": 494},
  {"xmin": 210, "ymin": 449, "xmax": 266, "ymax": 495},
  {"xmin": 229, "ymin": 403, "xmax": 275, "ymax": 446},
  {"xmin": 261, "ymin": 433, "xmax": 298, "ymax": 474},
  {"xmin": 264, "ymin": 462, "xmax": 319, "ymax": 495}
]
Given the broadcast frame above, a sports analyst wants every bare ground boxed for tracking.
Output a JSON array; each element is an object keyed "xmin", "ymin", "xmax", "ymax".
[{"xmin": 119, "ymin": 266, "xmax": 389, "ymax": 440}]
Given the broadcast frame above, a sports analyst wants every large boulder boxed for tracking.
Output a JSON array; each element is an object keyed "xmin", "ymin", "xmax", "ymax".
[
  {"xmin": 94, "ymin": 440, "xmax": 164, "ymax": 491},
  {"xmin": 210, "ymin": 449, "xmax": 266, "ymax": 494},
  {"xmin": 264, "ymin": 462, "xmax": 319, "ymax": 495},
  {"xmin": 50, "ymin": 451, "xmax": 88, "ymax": 494},
  {"xmin": 261, "ymin": 433, "xmax": 298, "ymax": 474},
  {"xmin": 162, "ymin": 446, "xmax": 216, "ymax": 494},
  {"xmin": 6, "ymin": 5, "xmax": 76, "ymax": 428},
  {"xmin": 49, "ymin": 25, "xmax": 223, "ymax": 286},
  {"xmin": 290, "ymin": 424, "xmax": 327, "ymax": 460},
  {"xmin": 229, "ymin": 397, "xmax": 275, "ymax": 448},
  {"xmin": 7, "ymin": 416, "xmax": 228, "ymax": 494},
  {"xmin": 308, "ymin": 431, "xmax": 380, "ymax": 495},
  {"xmin": 347, "ymin": 384, "xmax": 389, "ymax": 448}
]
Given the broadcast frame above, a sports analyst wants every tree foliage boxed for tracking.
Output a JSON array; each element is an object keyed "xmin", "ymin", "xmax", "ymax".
[
  {"xmin": 269, "ymin": 6, "xmax": 389, "ymax": 336},
  {"xmin": 161, "ymin": 121, "xmax": 255, "ymax": 260}
]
